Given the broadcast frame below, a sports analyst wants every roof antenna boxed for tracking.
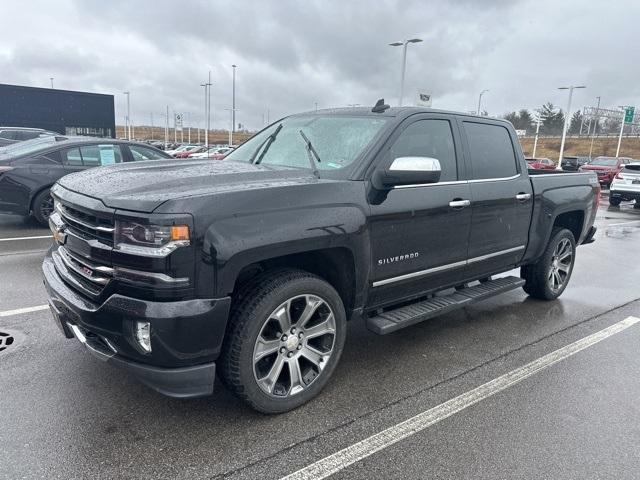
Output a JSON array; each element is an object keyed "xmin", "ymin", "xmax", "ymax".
[{"xmin": 371, "ymin": 98, "xmax": 390, "ymax": 113}]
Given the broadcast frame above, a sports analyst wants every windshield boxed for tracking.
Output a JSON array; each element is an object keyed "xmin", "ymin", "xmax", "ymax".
[
  {"xmin": 590, "ymin": 157, "xmax": 618, "ymax": 166},
  {"xmin": 225, "ymin": 115, "xmax": 388, "ymax": 171},
  {"xmin": 0, "ymin": 135, "xmax": 65, "ymax": 157}
]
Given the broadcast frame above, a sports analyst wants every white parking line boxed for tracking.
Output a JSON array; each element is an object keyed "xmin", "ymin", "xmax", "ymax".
[
  {"xmin": 0, "ymin": 235, "xmax": 51, "ymax": 242},
  {"xmin": 280, "ymin": 316, "xmax": 640, "ymax": 480},
  {"xmin": 605, "ymin": 220, "xmax": 640, "ymax": 228},
  {"xmin": 0, "ymin": 305, "xmax": 50, "ymax": 317}
]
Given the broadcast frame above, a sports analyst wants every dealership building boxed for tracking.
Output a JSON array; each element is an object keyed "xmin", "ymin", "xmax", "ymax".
[{"xmin": 0, "ymin": 83, "xmax": 115, "ymax": 138}]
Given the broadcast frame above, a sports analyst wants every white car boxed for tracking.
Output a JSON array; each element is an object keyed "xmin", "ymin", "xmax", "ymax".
[
  {"xmin": 165, "ymin": 145, "xmax": 199, "ymax": 156},
  {"xmin": 189, "ymin": 146, "xmax": 229, "ymax": 159},
  {"xmin": 610, "ymin": 162, "xmax": 640, "ymax": 208}
]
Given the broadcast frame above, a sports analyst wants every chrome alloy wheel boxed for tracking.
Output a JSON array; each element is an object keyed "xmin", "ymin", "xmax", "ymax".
[
  {"xmin": 548, "ymin": 237, "xmax": 573, "ymax": 293},
  {"xmin": 252, "ymin": 294, "xmax": 336, "ymax": 397}
]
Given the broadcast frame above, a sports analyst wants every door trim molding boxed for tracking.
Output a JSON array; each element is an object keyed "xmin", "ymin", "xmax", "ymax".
[{"xmin": 372, "ymin": 245, "xmax": 525, "ymax": 287}]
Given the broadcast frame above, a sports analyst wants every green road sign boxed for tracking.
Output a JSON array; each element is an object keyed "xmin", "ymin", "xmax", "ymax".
[{"xmin": 624, "ymin": 106, "xmax": 635, "ymax": 123}]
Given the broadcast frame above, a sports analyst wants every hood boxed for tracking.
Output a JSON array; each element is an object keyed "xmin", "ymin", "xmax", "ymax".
[{"xmin": 56, "ymin": 159, "xmax": 319, "ymax": 212}]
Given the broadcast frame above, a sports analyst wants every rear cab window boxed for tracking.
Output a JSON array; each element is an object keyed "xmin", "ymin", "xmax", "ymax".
[{"xmin": 462, "ymin": 121, "xmax": 519, "ymax": 179}]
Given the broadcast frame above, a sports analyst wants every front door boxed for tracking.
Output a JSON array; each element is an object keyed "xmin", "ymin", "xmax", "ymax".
[
  {"xmin": 367, "ymin": 115, "xmax": 472, "ymax": 308},
  {"xmin": 460, "ymin": 119, "xmax": 533, "ymax": 279}
]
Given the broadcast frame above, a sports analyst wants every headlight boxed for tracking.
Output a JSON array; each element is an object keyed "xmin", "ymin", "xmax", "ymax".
[{"xmin": 115, "ymin": 220, "xmax": 190, "ymax": 257}]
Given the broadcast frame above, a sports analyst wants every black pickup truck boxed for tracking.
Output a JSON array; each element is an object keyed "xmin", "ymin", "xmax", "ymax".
[{"xmin": 43, "ymin": 104, "xmax": 599, "ymax": 413}]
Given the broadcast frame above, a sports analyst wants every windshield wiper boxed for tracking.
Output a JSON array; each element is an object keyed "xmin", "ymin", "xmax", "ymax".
[
  {"xmin": 252, "ymin": 123, "xmax": 283, "ymax": 164},
  {"xmin": 299, "ymin": 129, "xmax": 321, "ymax": 179}
]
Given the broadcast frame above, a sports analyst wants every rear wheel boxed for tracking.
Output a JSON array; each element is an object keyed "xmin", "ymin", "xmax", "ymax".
[
  {"xmin": 32, "ymin": 189, "xmax": 54, "ymax": 226},
  {"xmin": 219, "ymin": 269, "xmax": 346, "ymax": 413},
  {"xmin": 609, "ymin": 196, "xmax": 621, "ymax": 207},
  {"xmin": 521, "ymin": 228, "xmax": 576, "ymax": 300}
]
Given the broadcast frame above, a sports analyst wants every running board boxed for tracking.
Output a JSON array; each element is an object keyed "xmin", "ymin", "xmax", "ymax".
[{"xmin": 366, "ymin": 276, "xmax": 525, "ymax": 335}]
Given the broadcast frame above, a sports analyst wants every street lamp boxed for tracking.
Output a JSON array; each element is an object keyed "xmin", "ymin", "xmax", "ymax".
[
  {"xmin": 389, "ymin": 38, "xmax": 422, "ymax": 106},
  {"xmin": 50, "ymin": 77, "xmax": 54, "ymax": 89},
  {"xmin": 123, "ymin": 91, "xmax": 131, "ymax": 140},
  {"xmin": 477, "ymin": 89, "xmax": 489, "ymax": 115},
  {"xmin": 232, "ymin": 64, "xmax": 237, "ymax": 133},
  {"xmin": 557, "ymin": 85, "xmax": 586, "ymax": 168},
  {"xmin": 201, "ymin": 72, "xmax": 212, "ymax": 149},
  {"xmin": 588, "ymin": 96, "xmax": 601, "ymax": 159}
]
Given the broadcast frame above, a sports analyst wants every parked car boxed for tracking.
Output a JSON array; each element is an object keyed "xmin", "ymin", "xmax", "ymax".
[
  {"xmin": 43, "ymin": 104, "xmax": 598, "ymax": 413},
  {"xmin": 176, "ymin": 146, "xmax": 207, "ymax": 158},
  {"xmin": 0, "ymin": 136, "xmax": 171, "ymax": 225},
  {"xmin": 210, "ymin": 147, "xmax": 234, "ymax": 160},
  {"xmin": 166, "ymin": 145, "xmax": 200, "ymax": 157},
  {"xmin": 525, "ymin": 157, "xmax": 556, "ymax": 170},
  {"xmin": 0, "ymin": 126, "xmax": 58, "ymax": 146},
  {"xmin": 560, "ymin": 155, "xmax": 591, "ymax": 171},
  {"xmin": 579, "ymin": 156, "xmax": 633, "ymax": 188},
  {"xmin": 609, "ymin": 162, "xmax": 640, "ymax": 208}
]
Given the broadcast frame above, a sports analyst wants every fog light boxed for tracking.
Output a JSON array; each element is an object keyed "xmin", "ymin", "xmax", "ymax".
[{"xmin": 135, "ymin": 321, "xmax": 152, "ymax": 353}]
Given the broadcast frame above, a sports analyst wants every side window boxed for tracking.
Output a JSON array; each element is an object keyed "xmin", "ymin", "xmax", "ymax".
[
  {"xmin": 0, "ymin": 130, "xmax": 16, "ymax": 140},
  {"xmin": 388, "ymin": 119, "xmax": 457, "ymax": 182},
  {"xmin": 463, "ymin": 122, "xmax": 518, "ymax": 179},
  {"xmin": 18, "ymin": 131, "xmax": 39, "ymax": 140},
  {"xmin": 128, "ymin": 145, "xmax": 167, "ymax": 161},
  {"xmin": 79, "ymin": 144, "xmax": 123, "ymax": 166},
  {"xmin": 62, "ymin": 148, "xmax": 83, "ymax": 166}
]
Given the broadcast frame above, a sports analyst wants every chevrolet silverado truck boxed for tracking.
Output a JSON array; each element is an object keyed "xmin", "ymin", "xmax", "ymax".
[{"xmin": 43, "ymin": 103, "xmax": 599, "ymax": 413}]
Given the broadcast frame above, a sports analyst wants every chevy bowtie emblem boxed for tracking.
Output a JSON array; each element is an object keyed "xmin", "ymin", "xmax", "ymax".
[{"xmin": 53, "ymin": 226, "xmax": 67, "ymax": 245}]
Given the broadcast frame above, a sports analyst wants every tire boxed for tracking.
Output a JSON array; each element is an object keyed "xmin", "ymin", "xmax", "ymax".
[
  {"xmin": 521, "ymin": 228, "xmax": 576, "ymax": 301},
  {"xmin": 219, "ymin": 269, "xmax": 347, "ymax": 413},
  {"xmin": 32, "ymin": 189, "xmax": 54, "ymax": 226},
  {"xmin": 609, "ymin": 196, "xmax": 621, "ymax": 207},
  {"xmin": 634, "ymin": 202, "xmax": 640, "ymax": 210}
]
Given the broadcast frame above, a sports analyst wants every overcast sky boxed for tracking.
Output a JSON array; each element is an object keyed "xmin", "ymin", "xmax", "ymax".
[{"xmin": 1, "ymin": 0, "xmax": 639, "ymax": 131}]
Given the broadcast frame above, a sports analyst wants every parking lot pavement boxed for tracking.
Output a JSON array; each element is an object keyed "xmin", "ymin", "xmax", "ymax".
[{"xmin": 0, "ymin": 200, "xmax": 639, "ymax": 480}]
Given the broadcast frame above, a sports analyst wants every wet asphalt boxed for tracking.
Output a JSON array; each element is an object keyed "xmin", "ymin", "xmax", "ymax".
[{"xmin": 0, "ymin": 197, "xmax": 639, "ymax": 479}]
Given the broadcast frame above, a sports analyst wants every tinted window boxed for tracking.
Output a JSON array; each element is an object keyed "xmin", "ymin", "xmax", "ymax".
[
  {"xmin": 128, "ymin": 145, "xmax": 168, "ymax": 161},
  {"xmin": 590, "ymin": 157, "xmax": 618, "ymax": 166},
  {"xmin": 464, "ymin": 122, "xmax": 518, "ymax": 179},
  {"xmin": 63, "ymin": 144, "xmax": 122, "ymax": 166},
  {"xmin": 388, "ymin": 119, "xmax": 457, "ymax": 182},
  {"xmin": 79, "ymin": 144, "xmax": 123, "ymax": 166},
  {"xmin": 17, "ymin": 131, "xmax": 40, "ymax": 140},
  {"xmin": 63, "ymin": 148, "xmax": 83, "ymax": 166},
  {"xmin": 0, "ymin": 130, "xmax": 17, "ymax": 140}
]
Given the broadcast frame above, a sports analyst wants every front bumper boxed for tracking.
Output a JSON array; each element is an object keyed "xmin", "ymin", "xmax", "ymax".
[{"xmin": 43, "ymin": 249, "xmax": 231, "ymax": 398}]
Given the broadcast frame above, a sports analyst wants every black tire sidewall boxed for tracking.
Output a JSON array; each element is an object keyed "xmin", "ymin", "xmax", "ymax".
[
  {"xmin": 229, "ymin": 273, "xmax": 346, "ymax": 413},
  {"xmin": 32, "ymin": 189, "xmax": 52, "ymax": 225},
  {"xmin": 539, "ymin": 229, "xmax": 576, "ymax": 300}
]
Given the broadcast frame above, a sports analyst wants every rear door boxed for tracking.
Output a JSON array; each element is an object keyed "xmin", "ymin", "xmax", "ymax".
[
  {"xmin": 460, "ymin": 119, "xmax": 533, "ymax": 279},
  {"xmin": 367, "ymin": 114, "xmax": 472, "ymax": 307}
]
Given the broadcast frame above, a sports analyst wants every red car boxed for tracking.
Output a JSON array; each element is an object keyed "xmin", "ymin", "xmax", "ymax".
[
  {"xmin": 580, "ymin": 156, "xmax": 633, "ymax": 188},
  {"xmin": 176, "ymin": 146, "xmax": 206, "ymax": 158},
  {"xmin": 525, "ymin": 157, "xmax": 556, "ymax": 170}
]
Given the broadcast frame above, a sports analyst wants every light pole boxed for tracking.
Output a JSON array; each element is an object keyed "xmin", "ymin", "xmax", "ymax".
[
  {"xmin": 477, "ymin": 89, "xmax": 489, "ymax": 115},
  {"xmin": 164, "ymin": 105, "xmax": 169, "ymax": 149},
  {"xmin": 201, "ymin": 72, "xmax": 212, "ymax": 149},
  {"xmin": 588, "ymin": 96, "xmax": 601, "ymax": 159},
  {"xmin": 557, "ymin": 85, "xmax": 586, "ymax": 169},
  {"xmin": 232, "ymin": 64, "xmax": 237, "ymax": 133},
  {"xmin": 123, "ymin": 91, "xmax": 131, "ymax": 140},
  {"xmin": 532, "ymin": 113, "xmax": 542, "ymax": 157},
  {"xmin": 50, "ymin": 77, "xmax": 54, "ymax": 89},
  {"xmin": 389, "ymin": 38, "xmax": 422, "ymax": 106}
]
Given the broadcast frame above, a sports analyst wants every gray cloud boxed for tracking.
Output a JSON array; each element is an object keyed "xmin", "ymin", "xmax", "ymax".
[{"xmin": 1, "ymin": 0, "xmax": 638, "ymax": 131}]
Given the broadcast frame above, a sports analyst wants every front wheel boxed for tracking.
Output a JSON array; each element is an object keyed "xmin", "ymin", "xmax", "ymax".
[
  {"xmin": 521, "ymin": 228, "xmax": 576, "ymax": 300},
  {"xmin": 32, "ymin": 189, "xmax": 54, "ymax": 226},
  {"xmin": 219, "ymin": 269, "xmax": 346, "ymax": 413}
]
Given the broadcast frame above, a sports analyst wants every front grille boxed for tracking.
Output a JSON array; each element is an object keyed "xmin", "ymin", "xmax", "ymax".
[
  {"xmin": 53, "ymin": 246, "xmax": 113, "ymax": 298},
  {"xmin": 56, "ymin": 200, "xmax": 114, "ymax": 245}
]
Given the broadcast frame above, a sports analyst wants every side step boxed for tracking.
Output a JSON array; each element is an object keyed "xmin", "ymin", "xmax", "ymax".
[{"xmin": 366, "ymin": 276, "xmax": 525, "ymax": 335}]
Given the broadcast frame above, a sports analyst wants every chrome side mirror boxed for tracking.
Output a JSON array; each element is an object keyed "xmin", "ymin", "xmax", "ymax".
[{"xmin": 373, "ymin": 156, "xmax": 442, "ymax": 189}]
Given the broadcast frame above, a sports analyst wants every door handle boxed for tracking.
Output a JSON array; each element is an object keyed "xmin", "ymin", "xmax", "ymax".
[
  {"xmin": 516, "ymin": 193, "xmax": 531, "ymax": 201},
  {"xmin": 449, "ymin": 199, "xmax": 471, "ymax": 209}
]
